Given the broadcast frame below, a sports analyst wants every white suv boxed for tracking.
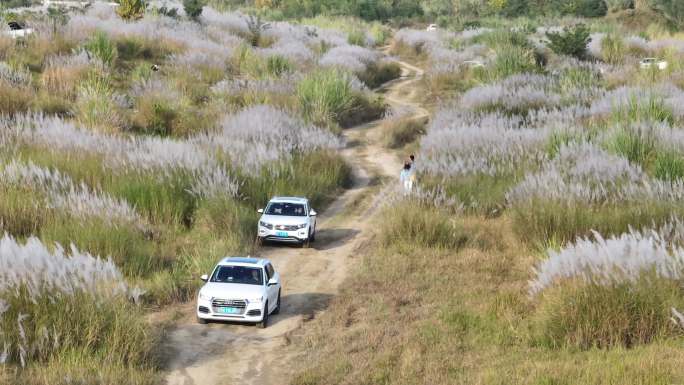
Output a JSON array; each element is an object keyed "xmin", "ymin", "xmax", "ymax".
[
  {"xmin": 196, "ymin": 257, "xmax": 281, "ymax": 328},
  {"xmin": 257, "ymin": 197, "xmax": 317, "ymax": 247}
]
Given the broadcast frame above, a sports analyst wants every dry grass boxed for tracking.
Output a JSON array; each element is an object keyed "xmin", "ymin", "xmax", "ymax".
[
  {"xmin": 0, "ymin": 81, "xmax": 32, "ymax": 115},
  {"xmin": 381, "ymin": 116, "xmax": 427, "ymax": 149},
  {"xmin": 289, "ymin": 207, "xmax": 684, "ymax": 385},
  {"xmin": 41, "ymin": 65, "xmax": 90, "ymax": 99}
]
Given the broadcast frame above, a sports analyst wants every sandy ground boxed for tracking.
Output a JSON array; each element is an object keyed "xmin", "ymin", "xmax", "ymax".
[{"xmin": 163, "ymin": 57, "xmax": 427, "ymax": 385}]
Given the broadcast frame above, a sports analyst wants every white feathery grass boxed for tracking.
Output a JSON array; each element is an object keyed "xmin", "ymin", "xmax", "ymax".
[
  {"xmin": 530, "ymin": 223, "xmax": 684, "ymax": 295},
  {"xmin": 0, "ymin": 160, "xmax": 142, "ymax": 224}
]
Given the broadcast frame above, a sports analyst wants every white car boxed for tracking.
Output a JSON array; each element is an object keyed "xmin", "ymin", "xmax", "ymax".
[
  {"xmin": 196, "ymin": 257, "xmax": 281, "ymax": 328},
  {"xmin": 6, "ymin": 22, "xmax": 33, "ymax": 39},
  {"xmin": 461, "ymin": 60, "xmax": 485, "ymax": 69},
  {"xmin": 639, "ymin": 58, "xmax": 668, "ymax": 71},
  {"xmin": 426, "ymin": 24, "xmax": 438, "ymax": 32},
  {"xmin": 257, "ymin": 197, "xmax": 317, "ymax": 247}
]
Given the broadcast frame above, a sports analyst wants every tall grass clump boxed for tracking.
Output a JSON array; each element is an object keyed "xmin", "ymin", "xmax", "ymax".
[
  {"xmin": 508, "ymin": 143, "xmax": 684, "ymax": 245},
  {"xmin": 84, "ymin": 31, "xmax": 118, "ymax": 70},
  {"xmin": 531, "ymin": 223, "xmax": 684, "ymax": 348},
  {"xmin": 297, "ymin": 68, "xmax": 383, "ymax": 127},
  {"xmin": 382, "ymin": 115, "xmax": 427, "ymax": 149},
  {"xmin": 0, "ymin": 235, "xmax": 154, "ymax": 370},
  {"xmin": 75, "ymin": 74, "xmax": 125, "ymax": 131},
  {"xmin": 379, "ymin": 199, "xmax": 468, "ymax": 250}
]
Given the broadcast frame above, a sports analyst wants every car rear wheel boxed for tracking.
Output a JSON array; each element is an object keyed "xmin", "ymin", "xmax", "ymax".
[{"xmin": 257, "ymin": 301, "xmax": 269, "ymax": 328}]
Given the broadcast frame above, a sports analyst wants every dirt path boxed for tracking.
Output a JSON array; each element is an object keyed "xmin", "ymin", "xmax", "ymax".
[{"xmin": 164, "ymin": 57, "xmax": 427, "ymax": 385}]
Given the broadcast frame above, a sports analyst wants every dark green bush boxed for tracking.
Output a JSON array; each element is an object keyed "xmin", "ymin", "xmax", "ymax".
[
  {"xmin": 183, "ymin": 0, "xmax": 205, "ymax": 20},
  {"xmin": 546, "ymin": 24, "xmax": 592, "ymax": 59}
]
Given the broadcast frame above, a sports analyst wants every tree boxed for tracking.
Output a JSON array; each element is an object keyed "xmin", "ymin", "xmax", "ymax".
[
  {"xmin": 647, "ymin": 0, "xmax": 684, "ymax": 28},
  {"xmin": 183, "ymin": 0, "xmax": 205, "ymax": 20},
  {"xmin": 116, "ymin": 0, "xmax": 146, "ymax": 21},
  {"xmin": 546, "ymin": 24, "xmax": 591, "ymax": 59},
  {"xmin": 605, "ymin": 0, "xmax": 634, "ymax": 11}
]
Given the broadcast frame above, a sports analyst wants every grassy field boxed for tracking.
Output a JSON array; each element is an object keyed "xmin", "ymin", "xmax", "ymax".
[
  {"xmin": 289, "ymin": 8, "xmax": 684, "ymax": 385},
  {"xmin": 3, "ymin": 0, "xmax": 684, "ymax": 383},
  {"xmin": 0, "ymin": 3, "xmax": 398, "ymax": 383}
]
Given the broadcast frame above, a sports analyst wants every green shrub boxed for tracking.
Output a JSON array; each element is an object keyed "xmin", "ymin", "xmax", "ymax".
[
  {"xmin": 297, "ymin": 69, "xmax": 353, "ymax": 126},
  {"xmin": 379, "ymin": 200, "xmax": 469, "ymax": 250},
  {"xmin": 607, "ymin": 125, "xmax": 659, "ymax": 166},
  {"xmin": 1, "ymin": 291, "xmax": 157, "ymax": 372},
  {"xmin": 0, "ymin": 81, "xmax": 31, "ymax": 115},
  {"xmin": 40, "ymin": 217, "xmax": 158, "ymax": 277},
  {"xmin": 132, "ymin": 96, "xmax": 180, "ymax": 136},
  {"xmin": 358, "ymin": 61, "xmax": 401, "ymax": 88},
  {"xmin": 422, "ymin": 173, "xmax": 516, "ymax": 215},
  {"xmin": 511, "ymin": 200, "xmax": 684, "ymax": 246},
  {"xmin": 347, "ymin": 29, "xmax": 367, "ymax": 46},
  {"xmin": 183, "ymin": 0, "xmax": 205, "ymax": 20},
  {"xmin": 487, "ymin": 45, "xmax": 537, "ymax": 80},
  {"xmin": 116, "ymin": 0, "xmax": 146, "ymax": 20},
  {"xmin": 654, "ymin": 151, "xmax": 684, "ymax": 180},
  {"xmin": 606, "ymin": 0, "xmax": 634, "ymax": 11},
  {"xmin": 75, "ymin": 74, "xmax": 124, "ymax": 131},
  {"xmin": 239, "ymin": 150, "xmax": 352, "ymax": 210},
  {"xmin": 0, "ymin": 186, "xmax": 48, "ymax": 237},
  {"xmin": 475, "ymin": 29, "xmax": 530, "ymax": 49},
  {"xmin": 266, "ymin": 55, "xmax": 293, "ymax": 76},
  {"xmin": 601, "ymin": 33, "xmax": 626, "ymax": 64},
  {"xmin": 533, "ymin": 277, "xmax": 684, "ymax": 349},
  {"xmin": 546, "ymin": 24, "xmax": 591, "ymax": 59},
  {"xmin": 106, "ymin": 171, "xmax": 197, "ymax": 226},
  {"xmin": 648, "ymin": 0, "xmax": 684, "ymax": 29},
  {"xmin": 612, "ymin": 95, "xmax": 674, "ymax": 125},
  {"xmin": 84, "ymin": 31, "xmax": 117, "ymax": 69},
  {"xmin": 369, "ymin": 22, "xmax": 390, "ymax": 45},
  {"xmin": 382, "ymin": 117, "xmax": 426, "ymax": 149}
]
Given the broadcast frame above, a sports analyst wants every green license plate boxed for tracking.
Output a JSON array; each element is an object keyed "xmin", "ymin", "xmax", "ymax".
[
  {"xmin": 219, "ymin": 307, "xmax": 239, "ymax": 314},
  {"xmin": 276, "ymin": 231, "xmax": 288, "ymax": 237}
]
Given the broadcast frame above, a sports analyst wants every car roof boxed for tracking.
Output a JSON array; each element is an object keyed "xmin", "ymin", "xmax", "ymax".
[
  {"xmin": 269, "ymin": 196, "xmax": 308, "ymax": 203},
  {"xmin": 218, "ymin": 256, "xmax": 269, "ymax": 267}
]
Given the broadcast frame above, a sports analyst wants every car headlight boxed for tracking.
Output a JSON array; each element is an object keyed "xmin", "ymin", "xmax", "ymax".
[
  {"xmin": 259, "ymin": 221, "xmax": 273, "ymax": 230},
  {"xmin": 297, "ymin": 223, "xmax": 308, "ymax": 229},
  {"xmin": 246, "ymin": 296, "xmax": 263, "ymax": 304},
  {"xmin": 198, "ymin": 292, "xmax": 211, "ymax": 301}
]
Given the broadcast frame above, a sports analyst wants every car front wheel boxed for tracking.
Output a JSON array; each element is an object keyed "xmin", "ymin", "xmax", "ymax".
[
  {"xmin": 197, "ymin": 316, "xmax": 208, "ymax": 325},
  {"xmin": 257, "ymin": 301, "xmax": 269, "ymax": 328}
]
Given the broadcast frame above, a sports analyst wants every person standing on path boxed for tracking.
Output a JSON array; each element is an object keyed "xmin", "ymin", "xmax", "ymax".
[{"xmin": 400, "ymin": 161, "xmax": 414, "ymax": 194}]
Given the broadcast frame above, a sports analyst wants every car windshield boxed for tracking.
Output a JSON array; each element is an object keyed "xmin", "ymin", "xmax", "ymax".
[
  {"xmin": 210, "ymin": 265, "xmax": 263, "ymax": 285},
  {"xmin": 265, "ymin": 202, "xmax": 306, "ymax": 216}
]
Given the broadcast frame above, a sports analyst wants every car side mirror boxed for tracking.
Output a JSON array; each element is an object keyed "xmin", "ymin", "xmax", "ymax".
[
  {"xmin": 268, "ymin": 278, "xmax": 278, "ymax": 286},
  {"xmin": 200, "ymin": 274, "xmax": 208, "ymax": 282},
  {"xmin": 309, "ymin": 209, "xmax": 317, "ymax": 216},
  {"xmin": 257, "ymin": 208, "xmax": 264, "ymax": 214}
]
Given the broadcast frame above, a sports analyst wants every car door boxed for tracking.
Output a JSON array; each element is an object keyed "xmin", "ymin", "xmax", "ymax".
[
  {"xmin": 264, "ymin": 264, "xmax": 279, "ymax": 312},
  {"xmin": 308, "ymin": 203, "xmax": 316, "ymax": 234}
]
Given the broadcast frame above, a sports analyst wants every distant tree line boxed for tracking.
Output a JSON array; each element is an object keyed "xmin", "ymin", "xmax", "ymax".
[{"xmin": 210, "ymin": 0, "xmax": 684, "ymax": 29}]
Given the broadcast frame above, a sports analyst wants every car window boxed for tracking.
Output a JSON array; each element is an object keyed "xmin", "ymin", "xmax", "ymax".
[
  {"xmin": 266, "ymin": 264, "xmax": 275, "ymax": 279},
  {"xmin": 210, "ymin": 265, "xmax": 263, "ymax": 285},
  {"xmin": 264, "ymin": 266, "xmax": 271, "ymax": 282},
  {"xmin": 265, "ymin": 202, "xmax": 306, "ymax": 216}
]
